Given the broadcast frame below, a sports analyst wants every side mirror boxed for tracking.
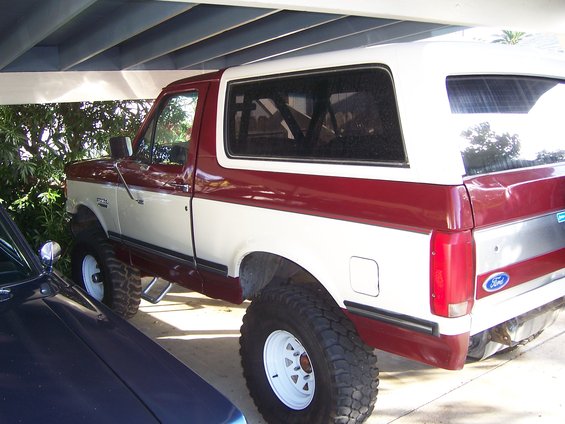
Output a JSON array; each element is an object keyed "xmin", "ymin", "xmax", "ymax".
[
  {"xmin": 39, "ymin": 241, "xmax": 62, "ymax": 271},
  {"xmin": 109, "ymin": 136, "xmax": 133, "ymax": 159}
]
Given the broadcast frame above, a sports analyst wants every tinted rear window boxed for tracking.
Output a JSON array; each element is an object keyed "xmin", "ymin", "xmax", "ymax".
[
  {"xmin": 225, "ymin": 67, "xmax": 406, "ymax": 165},
  {"xmin": 447, "ymin": 76, "xmax": 565, "ymax": 175}
]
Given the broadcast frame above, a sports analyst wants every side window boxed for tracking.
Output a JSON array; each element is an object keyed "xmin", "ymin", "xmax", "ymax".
[
  {"xmin": 226, "ymin": 67, "xmax": 406, "ymax": 165},
  {"xmin": 133, "ymin": 92, "xmax": 198, "ymax": 165},
  {"xmin": 133, "ymin": 118, "xmax": 155, "ymax": 163}
]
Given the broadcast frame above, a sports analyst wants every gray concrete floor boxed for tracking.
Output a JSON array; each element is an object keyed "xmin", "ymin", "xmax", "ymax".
[{"xmin": 130, "ymin": 284, "xmax": 565, "ymax": 424}]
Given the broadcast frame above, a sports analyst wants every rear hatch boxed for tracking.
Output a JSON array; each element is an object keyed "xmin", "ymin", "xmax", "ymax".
[{"xmin": 446, "ymin": 75, "xmax": 565, "ymax": 336}]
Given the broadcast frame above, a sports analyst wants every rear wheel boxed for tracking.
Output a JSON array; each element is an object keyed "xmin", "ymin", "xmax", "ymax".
[
  {"xmin": 240, "ymin": 283, "xmax": 379, "ymax": 424},
  {"xmin": 71, "ymin": 230, "xmax": 141, "ymax": 318},
  {"xmin": 263, "ymin": 329, "xmax": 316, "ymax": 410}
]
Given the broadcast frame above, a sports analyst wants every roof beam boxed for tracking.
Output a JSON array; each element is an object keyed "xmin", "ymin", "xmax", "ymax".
[
  {"xmin": 120, "ymin": 4, "xmax": 277, "ymax": 69},
  {"xmin": 279, "ymin": 21, "xmax": 460, "ymax": 59},
  {"xmin": 3, "ymin": 47, "xmax": 59, "ymax": 72},
  {"xmin": 159, "ymin": 0, "xmax": 565, "ymax": 33},
  {"xmin": 0, "ymin": 0, "xmax": 97, "ymax": 70},
  {"xmin": 197, "ymin": 15, "xmax": 399, "ymax": 69},
  {"xmin": 60, "ymin": 2, "xmax": 196, "ymax": 70},
  {"xmin": 173, "ymin": 10, "xmax": 342, "ymax": 69}
]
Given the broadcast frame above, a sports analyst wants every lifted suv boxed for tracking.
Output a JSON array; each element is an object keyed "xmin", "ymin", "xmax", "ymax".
[{"xmin": 65, "ymin": 42, "xmax": 565, "ymax": 423}]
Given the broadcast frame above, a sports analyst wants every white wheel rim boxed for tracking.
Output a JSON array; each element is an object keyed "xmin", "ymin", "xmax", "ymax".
[
  {"xmin": 263, "ymin": 330, "xmax": 315, "ymax": 410},
  {"xmin": 81, "ymin": 254, "xmax": 104, "ymax": 301}
]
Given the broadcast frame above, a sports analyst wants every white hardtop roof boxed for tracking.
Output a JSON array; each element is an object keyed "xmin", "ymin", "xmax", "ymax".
[
  {"xmin": 222, "ymin": 41, "xmax": 565, "ymax": 82},
  {"xmin": 216, "ymin": 41, "xmax": 565, "ymax": 186}
]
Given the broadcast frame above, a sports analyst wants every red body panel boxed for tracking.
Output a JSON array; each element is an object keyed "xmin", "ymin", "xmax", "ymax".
[
  {"xmin": 66, "ymin": 158, "xmax": 119, "ymax": 182},
  {"xmin": 466, "ymin": 164, "xmax": 565, "ymax": 300},
  {"xmin": 200, "ymin": 270, "xmax": 243, "ymax": 304},
  {"xmin": 194, "ymin": 163, "xmax": 474, "ymax": 232},
  {"xmin": 115, "ymin": 244, "xmax": 204, "ymax": 294},
  {"xmin": 476, "ymin": 248, "xmax": 565, "ymax": 299},
  {"xmin": 345, "ymin": 311, "xmax": 469, "ymax": 370},
  {"xmin": 465, "ymin": 165, "xmax": 565, "ymax": 228}
]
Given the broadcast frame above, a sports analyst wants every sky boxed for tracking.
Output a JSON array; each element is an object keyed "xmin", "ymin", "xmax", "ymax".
[{"xmin": 427, "ymin": 27, "xmax": 564, "ymax": 54}]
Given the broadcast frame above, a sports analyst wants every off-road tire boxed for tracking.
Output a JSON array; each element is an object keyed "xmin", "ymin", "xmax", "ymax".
[
  {"xmin": 71, "ymin": 229, "xmax": 141, "ymax": 318},
  {"xmin": 240, "ymin": 283, "xmax": 379, "ymax": 424}
]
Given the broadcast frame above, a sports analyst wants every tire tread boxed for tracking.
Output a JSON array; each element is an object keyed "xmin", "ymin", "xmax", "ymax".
[
  {"xmin": 71, "ymin": 229, "xmax": 141, "ymax": 318},
  {"xmin": 240, "ymin": 283, "xmax": 379, "ymax": 423}
]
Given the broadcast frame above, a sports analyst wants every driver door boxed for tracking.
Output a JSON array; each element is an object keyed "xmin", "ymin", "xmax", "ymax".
[{"xmin": 115, "ymin": 84, "xmax": 207, "ymax": 270}]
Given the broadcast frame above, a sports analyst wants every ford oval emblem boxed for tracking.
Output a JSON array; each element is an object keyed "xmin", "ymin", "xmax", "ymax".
[{"xmin": 483, "ymin": 272, "xmax": 510, "ymax": 293}]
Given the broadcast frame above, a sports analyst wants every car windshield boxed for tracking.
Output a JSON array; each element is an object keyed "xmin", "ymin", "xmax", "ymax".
[
  {"xmin": 447, "ymin": 76, "xmax": 565, "ymax": 176},
  {"xmin": 0, "ymin": 218, "xmax": 35, "ymax": 286}
]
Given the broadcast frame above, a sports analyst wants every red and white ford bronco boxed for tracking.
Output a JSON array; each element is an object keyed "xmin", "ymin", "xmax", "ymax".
[{"xmin": 65, "ymin": 42, "xmax": 565, "ymax": 424}]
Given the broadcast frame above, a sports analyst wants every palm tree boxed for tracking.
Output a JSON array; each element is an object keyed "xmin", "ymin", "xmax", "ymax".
[{"xmin": 493, "ymin": 30, "xmax": 527, "ymax": 45}]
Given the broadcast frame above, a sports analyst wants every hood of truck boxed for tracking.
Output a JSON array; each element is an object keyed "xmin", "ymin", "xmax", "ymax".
[{"xmin": 65, "ymin": 158, "xmax": 118, "ymax": 184}]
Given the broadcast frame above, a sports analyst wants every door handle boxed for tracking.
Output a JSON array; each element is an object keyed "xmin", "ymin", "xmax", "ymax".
[{"xmin": 166, "ymin": 182, "xmax": 190, "ymax": 193}]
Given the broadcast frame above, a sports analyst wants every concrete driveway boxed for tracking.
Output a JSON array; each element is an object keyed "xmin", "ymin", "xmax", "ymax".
[{"xmin": 130, "ymin": 284, "xmax": 565, "ymax": 424}]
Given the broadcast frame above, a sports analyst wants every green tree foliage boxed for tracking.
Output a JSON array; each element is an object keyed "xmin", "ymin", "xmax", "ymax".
[
  {"xmin": 493, "ymin": 30, "xmax": 527, "ymax": 45},
  {"xmin": 536, "ymin": 149, "xmax": 565, "ymax": 163},
  {"xmin": 0, "ymin": 101, "xmax": 151, "ymax": 273},
  {"xmin": 461, "ymin": 122, "xmax": 521, "ymax": 174}
]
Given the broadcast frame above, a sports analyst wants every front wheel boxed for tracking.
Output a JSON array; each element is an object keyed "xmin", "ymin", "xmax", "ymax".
[
  {"xmin": 240, "ymin": 283, "xmax": 379, "ymax": 424},
  {"xmin": 71, "ymin": 230, "xmax": 141, "ymax": 318}
]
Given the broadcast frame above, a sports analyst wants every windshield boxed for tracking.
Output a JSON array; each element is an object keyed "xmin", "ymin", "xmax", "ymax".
[
  {"xmin": 447, "ymin": 76, "xmax": 565, "ymax": 176},
  {"xmin": 0, "ymin": 218, "xmax": 35, "ymax": 286}
]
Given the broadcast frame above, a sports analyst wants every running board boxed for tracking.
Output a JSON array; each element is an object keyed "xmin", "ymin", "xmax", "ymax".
[{"xmin": 141, "ymin": 277, "xmax": 173, "ymax": 304}]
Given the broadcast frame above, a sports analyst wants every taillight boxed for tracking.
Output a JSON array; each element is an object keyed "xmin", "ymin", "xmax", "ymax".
[{"xmin": 430, "ymin": 230, "xmax": 475, "ymax": 318}]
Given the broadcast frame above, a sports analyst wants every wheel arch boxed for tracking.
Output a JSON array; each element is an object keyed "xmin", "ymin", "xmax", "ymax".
[
  {"xmin": 69, "ymin": 204, "xmax": 107, "ymax": 237},
  {"xmin": 238, "ymin": 249, "xmax": 344, "ymax": 308}
]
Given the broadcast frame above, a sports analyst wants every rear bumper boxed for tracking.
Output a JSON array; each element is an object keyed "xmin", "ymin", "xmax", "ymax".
[
  {"xmin": 344, "ymin": 307, "xmax": 469, "ymax": 370},
  {"xmin": 344, "ymin": 287, "xmax": 565, "ymax": 370}
]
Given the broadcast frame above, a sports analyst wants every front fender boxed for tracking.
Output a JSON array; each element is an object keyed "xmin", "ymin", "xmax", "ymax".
[{"xmin": 66, "ymin": 179, "xmax": 118, "ymax": 235}]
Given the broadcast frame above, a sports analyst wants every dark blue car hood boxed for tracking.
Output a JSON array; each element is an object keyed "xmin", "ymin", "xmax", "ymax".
[{"xmin": 0, "ymin": 274, "xmax": 245, "ymax": 423}]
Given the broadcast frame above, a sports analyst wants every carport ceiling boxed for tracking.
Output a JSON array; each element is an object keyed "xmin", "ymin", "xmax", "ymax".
[
  {"xmin": 0, "ymin": 0, "xmax": 462, "ymax": 73},
  {"xmin": 1, "ymin": 0, "xmax": 564, "ymax": 104}
]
